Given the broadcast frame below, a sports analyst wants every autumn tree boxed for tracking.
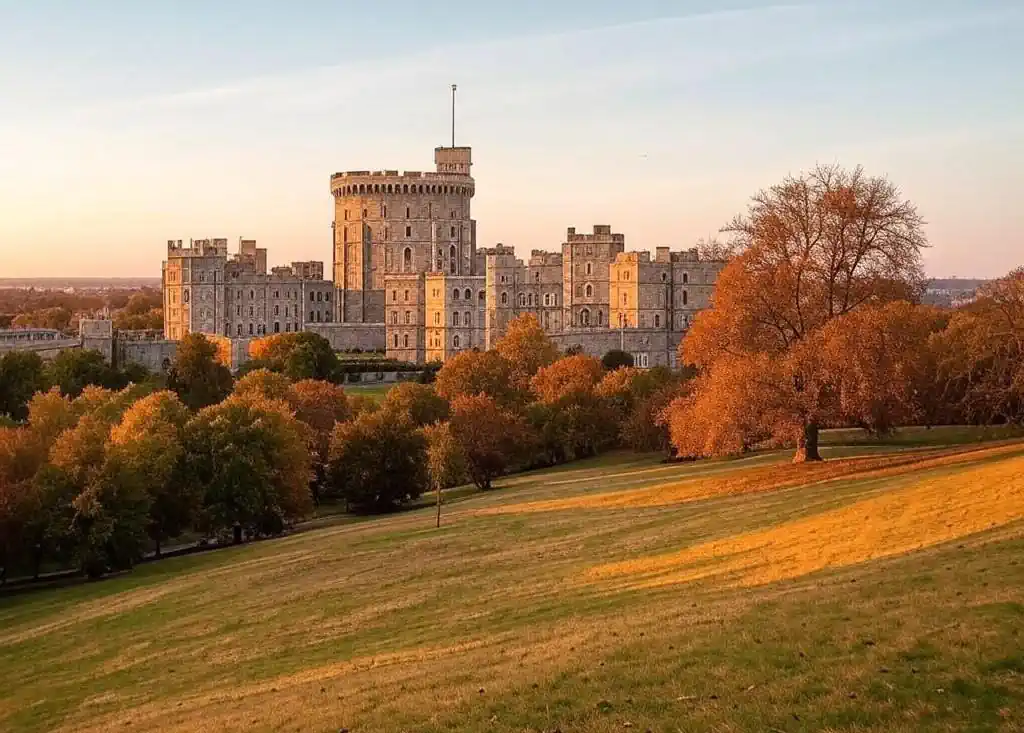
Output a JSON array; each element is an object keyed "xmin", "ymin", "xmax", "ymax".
[
  {"xmin": 597, "ymin": 366, "xmax": 687, "ymax": 452},
  {"xmin": 109, "ymin": 391, "xmax": 196, "ymax": 556},
  {"xmin": 494, "ymin": 314, "xmax": 559, "ymax": 389},
  {"xmin": 248, "ymin": 332, "xmax": 338, "ymax": 381},
  {"xmin": 26, "ymin": 388, "xmax": 78, "ymax": 448},
  {"xmin": 380, "ymin": 382, "xmax": 449, "ymax": 427},
  {"xmin": 531, "ymin": 354, "xmax": 605, "ymax": 405},
  {"xmin": 931, "ymin": 268, "xmax": 1024, "ymax": 425},
  {"xmin": 423, "ymin": 422, "xmax": 467, "ymax": 527},
  {"xmin": 676, "ymin": 164, "xmax": 928, "ymax": 462},
  {"xmin": 233, "ymin": 368, "xmax": 293, "ymax": 402},
  {"xmin": 185, "ymin": 396, "xmax": 312, "ymax": 538},
  {"xmin": 448, "ymin": 394, "xmax": 529, "ymax": 490},
  {"xmin": 433, "ymin": 350, "xmax": 523, "ymax": 407},
  {"xmin": 288, "ymin": 379, "xmax": 350, "ymax": 503},
  {"xmin": 327, "ymin": 411, "xmax": 428, "ymax": 513},
  {"xmin": 0, "ymin": 427, "xmax": 45, "ymax": 582},
  {"xmin": 167, "ymin": 333, "xmax": 234, "ymax": 411}
]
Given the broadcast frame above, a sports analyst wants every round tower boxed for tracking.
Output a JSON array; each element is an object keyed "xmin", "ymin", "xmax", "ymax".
[{"xmin": 330, "ymin": 147, "xmax": 475, "ymax": 324}]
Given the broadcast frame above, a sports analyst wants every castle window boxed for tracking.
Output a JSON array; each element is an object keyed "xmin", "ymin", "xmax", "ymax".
[
  {"xmin": 392, "ymin": 290, "xmax": 397, "ymax": 302},
  {"xmin": 464, "ymin": 288, "xmax": 471, "ymax": 300},
  {"xmin": 403, "ymin": 247, "xmax": 412, "ymax": 271},
  {"xmin": 384, "ymin": 227, "xmax": 389, "ymax": 241},
  {"xmin": 661, "ymin": 272, "xmax": 667, "ymax": 283},
  {"xmin": 449, "ymin": 246, "xmax": 457, "ymax": 274},
  {"xmin": 404, "ymin": 289, "xmax": 409, "ymax": 301},
  {"xmin": 682, "ymin": 272, "xmax": 689, "ymax": 284},
  {"xmin": 478, "ymin": 290, "xmax": 485, "ymax": 302},
  {"xmin": 527, "ymin": 293, "xmax": 533, "ymax": 306},
  {"xmin": 501, "ymin": 292, "xmax": 508, "ymax": 306},
  {"xmin": 285, "ymin": 323, "xmax": 291, "ymax": 332},
  {"xmin": 450, "ymin": 226, "xmax": 456, "ymax": 238},
  {"xmin": 535, "ymin": 271, "xmax": 540, "ymax": 282},
  {"xmin": 249, "ymin": 306, "xmax": 254, "ymax": 317},
  {"xmin": 453, "ymin": 288, "xmax": 460, "ymax": 300},
  {"xmin": 406, "ymin": 206, "xmax": 410, "ymax": 218},
  {"xmin": 274, "ymin": 305, "xmax": 279, "ymax": 316},
  {"xmin": 585, "ymin": 284, "xmax": 593, "ymax": 298},
  {"xmin": 655, "ymin": 314, "xmax": 661, "ymax": 328},
  {"xmin": 383, "ymin": 205, "xmax": 387, "ymax": 218},
  {"xmin": 519, "ymin": 293, "xmax": 526, "ymax": 306},
  {"xmin": 452, "ymin": 312, "xmax": 460, "ymax": 327},
  {"xmin": 317, "ymin": 292, "xmax": 323, "ymax": 302},
  {"xmin": 580, "ymin": 308, "xmax": 591, "ymax": 326},
  {"xmin": 237, "ymin": 325, "xmax": 243, "ymax": 335},
  {"xmin": 403, "ymin": 334, "xmax": 409, "ymax": 348},
  {"xmin": 464, "ymin": 311, "xmax": 472, "ymax": 327},
  {"xmin": 250, "ymin": 290, "xmax": 255, "ymax": 299},
  {"xmin": 394, "ymin": 334, "xmax": 399, "ymax": 348},
  {"xmin": 453, "ymin": 335, "xmax": 460, "ymax": 349},
  {"xmin": 391, "ymin": 312, "xmax": 398, "ymax": 324},
  {"xmin": 406, "ymin": 226, "xmax": 412, "ymax": 238},
  {"xmin": 325, "ymin": 292, "xmax": 330, "ymax": 302},
  {"xmin": 622, "ymin": 293, "xmax": 628, "ymax": 305},
  {"xmin": 586, "ymin": 263, "xmax": 592, "ymax": 276},
  {"xmin": 236, "ymin": 306, "xmax": 241, "ymax": 316},
  {"xmin": 500, "ymin": 275, "xmax": 507, "ymax": 284},
  {"xmin": 274, "ymin": 290, "xmax": 279, "ymax": 298},
  {"xmin": 249, "ymin": 324, "xmax": 254, "ymax": 335},
  {"xmin": 363, "ymin": 209, "xmax": 367, "ymax": 218},
  {"xmin": 434, "ymin": 312, "xmax": 441, "ymax": 325},
  {"xmin": 450, "ymin": 210, "xmax": 455, "ymax": 218},
  {"xmin": 404, "ymin": 311, "xmax": 411, "ymax": 324},
  {"xmin": 324, "ymin": 311, "xmax": 331, "ymax": 322},
  {"xmin": 682, "ymin": 290, "xmax": 688, "ymax": 305},
  {"xmin": 597, "ymin": 310, "xmax": 603, "ymax": 325},
  {"xmin": 343, "ymin": 210, "xmax": 348, "ymax": 221},
  {"xmin": 183, "ymin": 290, "xmax": 190, "ymax": 303},
  {"xmin": 310, "ymin": 311, "xmax": 315, "ymax": 321},
  {"xmin": 544, "ymin": 294, "xmax": 551, "ymax": 307}
]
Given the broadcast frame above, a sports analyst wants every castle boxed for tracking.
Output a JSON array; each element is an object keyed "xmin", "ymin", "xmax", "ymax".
[{"xmin": 162, "ymin": 144, "xmax": 725, "ymax": 368}]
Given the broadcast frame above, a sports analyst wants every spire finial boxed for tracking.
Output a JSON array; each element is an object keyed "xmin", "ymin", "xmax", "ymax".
[{"xmin": 451, "ymin": 84, "xmax": 457, "ymax": 148}]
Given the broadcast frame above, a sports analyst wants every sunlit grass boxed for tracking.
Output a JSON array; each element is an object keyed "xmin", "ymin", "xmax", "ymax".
[{"xmin": 1, "ymin": 431, "xmax": 1023, "ymax": 732}]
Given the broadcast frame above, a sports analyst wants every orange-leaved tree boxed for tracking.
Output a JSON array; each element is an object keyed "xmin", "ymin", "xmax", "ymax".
[
  {"xmin": 448, "ymin": 393, "xmax": 529, "ymax": 490},
  {"xmin": 494, "ymin": 314, "xmax": 559, "ymax": 390},
  {"xmin": 434, "ymin": 349, "xmax": 522, "ymax": 407},
  {"xmin": 674, "ymin": 164, "xmax": 928, "ymax": 462}
]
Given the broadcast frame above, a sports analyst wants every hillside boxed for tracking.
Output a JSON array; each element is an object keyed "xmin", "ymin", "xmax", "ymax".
[{"xmin": 1, "ymin": 428, "xmax": 1023, "ymax": 732}]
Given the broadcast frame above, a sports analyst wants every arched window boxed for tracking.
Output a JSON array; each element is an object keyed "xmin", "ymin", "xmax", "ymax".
[
  {"xmin": 519, "ymin": 293, "xmax": 526, "ymax": 306},
  {"xmin": 403, "ymin": 334, "xmax": 409, "ymax": 348},
  {"xmin": 403, "ymin": 247, "xmax": 412, "ymax": 271},
  {"xmin": 661, "ymin": 272, "xmax": 667, "ymax": 282},
  {"xmin": 655, "ymin": 314, "xmax": 661, "ymax": 328},
  {"xmin": 597, "ymin": 310, "xmax": 603, "ymax": 325},
  {"xmin": 452, "ymin": 312, "xmax": 460, "ymax": 326},
  {"xmin": 527, "ymin": 293, "xmax": 533, "ymax": 306},
  {"xmin": 682, "ymin": 290, "xmax": 688, "ymax": 306},
  {"xmin": 586, "ymin": 262, "xmax": 592, "ymax": 276},
  {"xmin": 404, "ymin": 311, "xmax": 411, "ymax": 324},
  {"xmin": 390, "ymin": 312, "xmax": 398, "ymax": 325},
  {"xmin": 585, "ymin": 284, "xmax": 593, "ymax": 298},
  {"xmin": 183, "ymin": 289, "xmax": 190, "ymax": 303},
  {"xmin": 393, "ymin": 334, "xmax": 399, "ymax": 348},
  {"xmin": 464, "ymin": 311, "xmax": 472, "ymax": 327},
  {"xmin": 464, "ymin": 288, "xmax": 471, "ymax": 300},
  {"xmin": 682, "ymin": 272, "xmax": 689, "ymax": 284},
  {"xmin": 403, "ymin": 289, "xmax": 409, "ymax": 301},
  {"xmin": 453, "ymin": 335, "xmax": 461, "ymax": 349},
  {"xmin": 449, "ymin": 245, "xmax": 457, "ymax": 274},
  {"xmin": 501, "ymin": 292, "xmax": 508, "ymax": 306},
  {"xmin": 249, "ymin": 290, "xmax": 255, "ymax": 299},
  {"xmin": 453, "ymin": 288, "xmax": 460, "ymax": 300},
  {"xmin": 580, "ymin": 308, "xmax": 591, "ymax": 326}
]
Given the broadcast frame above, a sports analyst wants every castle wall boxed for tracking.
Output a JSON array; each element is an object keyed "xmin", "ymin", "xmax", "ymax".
[
  {"xmin": 551, "ymin": 328, "xmax": 683, "ymax": 368},
  {"xmin": 304, "ymin": 323, "xmax": 386, "ymax": 353}
]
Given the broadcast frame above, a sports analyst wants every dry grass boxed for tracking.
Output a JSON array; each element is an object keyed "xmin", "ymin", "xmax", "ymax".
[
  {"xmin": 482, "ymin": 442, "xmax": 1024, "ymax": 514},
  {"xmin": 587, "ymin": 453, "xmax": 1024, "ymax": 589}
]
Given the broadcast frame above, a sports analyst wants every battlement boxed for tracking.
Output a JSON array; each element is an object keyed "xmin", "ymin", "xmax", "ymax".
[
  {"xmin": 614, "ymin": 251, "xmax": 651, "ymax": 265},
  {"xmin": 478, "ymin": 243, "xmax": 516, "ymax": 256},
  {"xmin": 167, "ymin": 237, "xmax": 229, "ymax": 258},
  {"xmin": 528, "ymin": 251, "xmax": 563, "ymax": 266},
  {"xmin": 566, "ymin": 225, "xmax": 625, "ymax": 244}
]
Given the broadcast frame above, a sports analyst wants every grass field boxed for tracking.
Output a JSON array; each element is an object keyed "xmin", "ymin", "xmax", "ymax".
[
  {"xmin": 2, "ymin": 430, "xmax": 1024, "ymax": 732},
  {"xmin": 341, "ymin": 383, "xmax": 393, "ymax": 402}
]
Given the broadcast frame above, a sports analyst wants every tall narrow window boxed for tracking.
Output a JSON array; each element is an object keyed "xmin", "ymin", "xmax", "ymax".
[
  {"xmin": 585, "ymin": 284, "xmax": 593, "ymax": 297},
  {"xmin": 405, "ymin": 226, "xmax": 412, "ymax": 238},
  {"xmin": 404, "ymin": 311, "xmax": 411, "ymax": 324},
  {"xmin": 403, "ymin": 334, "xmax": 409, "ymax": 348},
  {"xmin": 403, "ymin": 247, "xmax": 412, "ymax": 270},
  {"xmin": 453, "ymin": 335, "xmax": 460, "ymax": 348},
  {"xmin": 682, "ymin": 290, "xmax": 688, "ymax": 305}
]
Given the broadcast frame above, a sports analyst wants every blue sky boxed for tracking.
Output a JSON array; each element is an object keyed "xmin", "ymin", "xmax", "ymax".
[{"xmin": 1, "ymin": 0, "xmax": 1021, "ymax": 278}]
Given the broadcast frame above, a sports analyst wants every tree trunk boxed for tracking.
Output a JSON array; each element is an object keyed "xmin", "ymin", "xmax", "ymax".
[
  {"xmin": 435, "ymin": 485, "xmax": 442, "ymax": 529},
  {"xmin": 793, "ymin": 422, "xmax": 823, "ymax": 463},
  {"xmin": 154, "ymin": 538, "xmax": 161, "ymax": 559}
]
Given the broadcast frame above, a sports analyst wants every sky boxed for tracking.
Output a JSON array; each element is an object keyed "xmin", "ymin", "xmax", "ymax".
[{"xmin": 0, "ymin": 0, "xmax": 1022, "ymax": 278}]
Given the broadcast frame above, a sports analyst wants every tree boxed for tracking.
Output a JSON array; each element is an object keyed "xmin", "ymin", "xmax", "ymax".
[
  {"xmin": 381, "ymin": 382, "xmax": 449, "ymax": 427},
  {"xmin": 45, "ymin": 349, "xmax": 121, "ymax": 398},
  {"xmin": 0, "ymin": 351, "xmax": 47, "ymax": 421},
  {"xmin": 931, "ymin": 268, "xmax": 1024, "ymax": 425},
  {"xmin": 494, "ymin": 314, "xmax": 559, "ymax": 389},
  {"xmin": 434, "ymin": 350, "xmax": 523, "ymax": 407},
  {"xmin": 185, "ymin": 396, "xmax": 312, "ymax": 539},
  {"xmin": 597, "ymin": 366, "xmax": 686, "ymax": 452},
  {"xmin": 26, "ymin": 388, "xmax": 78, "ymax": 448},
  {"xmin": 820, "ymin": 302, "xmax": 945, "ymax": 434},
  {"xmin": 249, "ymin": 332, "xmax": 338, "ymax": 381},
  {"xmin": 327, "ymin": 411, "xmax": 428, "ymax": 513},
  {"xmin": 109, "ymin": 391, "xmax": 195, "ymax": 557},
  {"xmin": 601, "ymin": 349, "xmax": 633, "ymax": 371},
  {"xmin": 166, "ymin": 333, "xmax": 233, "ymax": 411},
  {"xmin": 448, "ymin": 394, "xmax": 528, "ymax": 490},
  {"xmin": 288, "ymin": 379, "xmax": 350, "ymax": 504},
  {"xmin": 531, "ymin": 354, "xmax": 605, "ymax": 405},
  {"xmin": 0, "ymin": 427, "xmax": 45, "ymax": 582},
  {"xmin": 233, "ymin": 368, "xmax": 293, "ymax": 402},
  {"xmin": 677, "ymin": 164, "xmax": 928, "ymax": 462},
  {"xmin": 423, "ymin": 422, "xmax": 467, "ymax": 527}
]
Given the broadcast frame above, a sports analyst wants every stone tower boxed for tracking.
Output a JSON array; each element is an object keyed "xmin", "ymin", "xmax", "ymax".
[{"xmin": 329, "ymin": 146, "xmax": 476, "ymax": 325}]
